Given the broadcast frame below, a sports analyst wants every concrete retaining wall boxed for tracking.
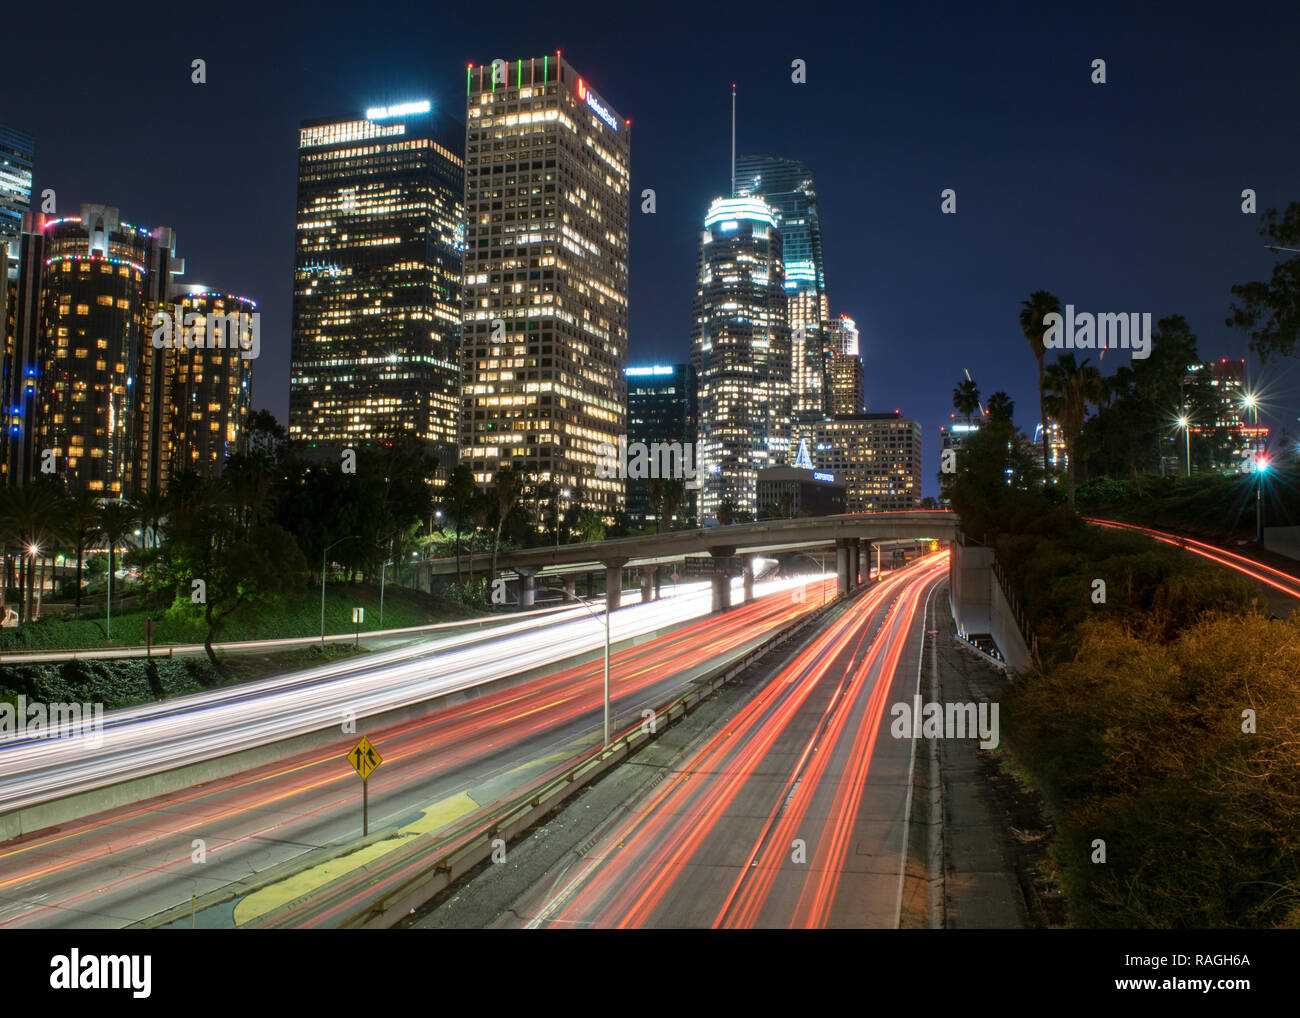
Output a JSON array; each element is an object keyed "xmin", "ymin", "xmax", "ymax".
[{"xmin": 948, "ymin": 538, "xmax": 1034, "ymax": 674}]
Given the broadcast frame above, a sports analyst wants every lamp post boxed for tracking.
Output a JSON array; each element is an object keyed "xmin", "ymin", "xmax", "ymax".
[
  {"xmin": 1256, "ymin": 455, "xmax": 1269, "ymax": 541},
  {"xmin": 1177, "ymin": 416, "xmax": 1191, "ymax": 477},
  {"xmin": 321, "ymin": 535, "xmax": 359, "ymax": 642}
]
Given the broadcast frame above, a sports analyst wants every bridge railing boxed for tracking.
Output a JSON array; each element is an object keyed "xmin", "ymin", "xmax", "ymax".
[{"xmin": 991, "ymin": 552, "xmax": 1040, "ymax": 665}]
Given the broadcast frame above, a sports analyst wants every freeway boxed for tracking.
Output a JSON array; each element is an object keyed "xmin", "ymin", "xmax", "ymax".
[
  {"xmin": 492, "ymin": 554, "xmax": 950, "ymax": 929},
  {"xmin": 0, "ymin": 575, "xmax": 830, "ymax": 928},
  {"xmin": 1088, "ymin": 518, "xmax": 1300, "ymax": 606},
  {"xmin": 0, "ymin": 579, "xmax": 770, "ymax": 815}
]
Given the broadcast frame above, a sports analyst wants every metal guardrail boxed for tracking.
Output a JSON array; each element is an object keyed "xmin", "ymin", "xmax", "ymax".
[
  {"xmin": 329, "ymin": 589, "xmax": 849, "ymax": 929},
  {"xmin": 990, "ymin": 555, "xmax": 1039, "ymax": 664}
]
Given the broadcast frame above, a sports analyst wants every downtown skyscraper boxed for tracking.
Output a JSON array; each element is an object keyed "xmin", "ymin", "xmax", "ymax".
[
  {"xmin": 290, "ymin": 102, "xmax": 465, "ymax": 474},
  {"xmin": 461, "ymin": 54, "xmax": 630, "ymax": 520},
  {"xmin": 0, "ymin": 125, "xmax": 35, "ymax": 242},
  {"xmin": 692, "ymin": 196, "xmax": 791, "ymax": 521},
  {"xmin": 734, "ymin": 154, "xmax": 829, "ymax": 419}
]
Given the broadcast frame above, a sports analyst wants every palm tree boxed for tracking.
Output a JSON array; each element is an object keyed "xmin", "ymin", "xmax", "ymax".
[
  {"xmin": 488, "ymin": 466, "xmax": 520, "ymax": 586},
  {"xmin": 1043, "ymin": 353, "xmax": 1102, "ymax": 505},
  {"xmin": 952, "ymin": 377, "xmax": 981, "ymax": 418},
  {"xmin": 97, "ymin": 501, "xmax": 139, "ymax": 621},
  {"xmin": 442, "ymin": 464, "xmax": 477, "ymax": 584},
  {"xmin": 0, "ymin": 484, "xmax": 63, "ymax": 623},
  {"xmin": 577, "ymin": 509, "xmax": 606, "ymax": 543},
  {"xmin": 647, "ymin": 478, "xmax": 666, "ymax": 534},
  {"xmin": 660, "ymin": 479, "xmax": 685, "ymax": 532},
  {"xmin": 1019, "ymin": 290, "xmax": 1063, "ymax": 477},
  {"xmin": 985, "ymin": 391, "xmax": 1015, "ymax": 423},
  {"xmin": 64, "ymin": 491, "xmax": 101, "ymax": 617}
]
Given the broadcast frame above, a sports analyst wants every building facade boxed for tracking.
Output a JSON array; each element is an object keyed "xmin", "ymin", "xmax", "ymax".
[
  {"xmin": 290, "ymin": 102, "xmax": 465, "ymax": 477},
  {"xmin": 624, "ymin": 362, "xmax": 698, "ymax": 529},
  {"xmin": 0, "ymin": 125, "xmax": 34, "ymax": 243},
  {"xmin": 734, "ymin": 155, "xmax": 829, "ymax": 419},
  {"xmin": 461, "ymin": 55, "xmax": 631, "ymax": 521},
  {"xmin": 692, "ymin": 196, "xmax": 791, "ymax": 521},
  {"xmin": 813, "ymin": 411, "xmax": 922, "ymax": 512},
  {"xmin": 36, "ymin": 207, "xmax": 185, "ymax": 495},
  {"xmin": 756, "ymin": 464, "xmax": 845, "ymax": 518},
  {"xmin": 138, "ymin": 289, "xmax": 255, "ymax": 491}
]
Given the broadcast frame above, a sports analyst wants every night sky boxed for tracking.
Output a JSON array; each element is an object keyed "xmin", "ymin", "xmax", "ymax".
[{"xmin": 6, "ymin": 0, "xmax": 1300, "ymax": 497}]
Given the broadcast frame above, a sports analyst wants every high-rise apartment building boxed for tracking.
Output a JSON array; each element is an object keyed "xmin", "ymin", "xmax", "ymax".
[
  {"xmin": 735, "ymin": 155, "xmax": 829, "ymax": 420},
  {"xmin": 625, "ymin": 363, "xmax": 698, "ymax": 528},
  {"xmin": 0, "ymin": 126, "xmax": 35, "ymax": 242},
  {"xmin": 3, "ymin": 212, "xmax": 47, "ymax": 485},
  {"xmin": 290, "ymin": 102, "xmax": 465, "ymax": 476},
  {"xmin": 813, "ymin": 411, "xmax": 922, "ymax": 512},
  {"xmin": 461, "ymin": 55, "xmax": 631, "ymax": 520},
  {"xmin": 692, "ymin": 196, "xmax": 791, "ymax": 521},
  {"xmin": 37, "ymin": 206, "xmax": 183, "ymax": 495},
  {"xmin": 138, "ymin": 288, "xmax": 255, "ymax": 490}
]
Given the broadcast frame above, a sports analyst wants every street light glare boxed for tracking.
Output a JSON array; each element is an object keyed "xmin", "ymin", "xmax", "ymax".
[{"xmin": 1177, "ymin": 416, "xmax": 1189, "ymax": 428}]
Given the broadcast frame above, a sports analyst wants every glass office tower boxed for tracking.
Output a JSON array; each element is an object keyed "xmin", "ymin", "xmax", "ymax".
[
  {"xmin": 461, "ymin": 54, "xmax": 631, "ymax": 521},
  {"xmin": 692, "ymin": 196, "xmax": 790, "ymax": 521},
  {"xmin": 290, "ymin": 102, "xmax": 465, "ymax": 478},
  {"xmin": 734, "ymin": 154, "xmax": 829, "ymax": 420}
]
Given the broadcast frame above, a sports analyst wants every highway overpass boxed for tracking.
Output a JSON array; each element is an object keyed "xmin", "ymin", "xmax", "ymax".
[{"xmin": 429, "ymin": 511, "xmax": 958, "ymax": 611}]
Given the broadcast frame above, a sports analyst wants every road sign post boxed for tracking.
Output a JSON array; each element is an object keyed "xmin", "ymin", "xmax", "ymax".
[
  {"xmin": 352, "ymin": 606, "xmax": 364, "ymax": 648},
  {"xmin": 347, "ymin": 736, "xmax": 383, "ymax": 837},
  {"xmin": 145, "ymin": 617, "xmax": 154, "ymax": 658}
]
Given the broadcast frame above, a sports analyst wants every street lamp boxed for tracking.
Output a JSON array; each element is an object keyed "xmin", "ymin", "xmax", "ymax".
[
  {"xmin": 1177, "ymin": 416, "xmax": 1191, "ymax": 477},
  {"xmin": 321, "ymin": 535, "xmax": 359, "ymax": 641},
  {"xmin": 570, "ymin": 593, "xmax": 612, "ymax": 749}
]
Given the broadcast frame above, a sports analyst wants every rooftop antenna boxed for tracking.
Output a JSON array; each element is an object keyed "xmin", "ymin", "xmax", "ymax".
[{"xmin": 731, "ymin": 83, "xmax": 737, "ymax": 197}]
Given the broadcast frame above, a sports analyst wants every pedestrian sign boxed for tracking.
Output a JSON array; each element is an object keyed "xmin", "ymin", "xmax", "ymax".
[{"xmin": 348, "ymin": 736, "xmax": 383, "ymax": 781}]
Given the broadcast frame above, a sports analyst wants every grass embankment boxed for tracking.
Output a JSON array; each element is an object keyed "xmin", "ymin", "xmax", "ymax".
[
  {"xmin": 0, "ymin": 582, "xmax": 485, "ymax": 652},
  {"xmin": 1077, "ymin": 468, "xmax": 1300, "ymax": 541},
  {"xmin": 0, "ymin": 583, "xmax": 490, "ymax": 712},
  {"xmin": 992, "ymin": 515, "xmax": 1299, "ymax": 927}
]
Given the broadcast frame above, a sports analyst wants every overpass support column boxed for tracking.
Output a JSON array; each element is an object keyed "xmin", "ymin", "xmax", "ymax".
[
  {"xmin": 639, "ymin": 566, "xmax": 658, "ymax": 604},
  {"xmin": 742, "ymin": 553, "xmax": 756, "ymax": 603},
  {"xmin": 861, "ymin": 540, "xmax": 873, "ymax": 582},
  {"xmin": 836, "ymin": 540, "xmax": 851, "ymax": 597},
  {"xmin": 711, "ymin": 571, "xmax": 732, "ymax": 613},
  {"xmin": 563, "ymin": 576, "xmax": 577, "ymax": 603},
  {"xmin": 516, "ymin": 567, "xmax": 536, "ymax": 609},
  {"xmin": 848, "ymin": 538, "xmax": 861, "ymax": 588},
  {"xmin": 604, "ymin": 559, "xmax": 628, "ymax": 612},
  {"xmin": 653, "ymin": 567, "xmax": 662, "ymax": 600}
]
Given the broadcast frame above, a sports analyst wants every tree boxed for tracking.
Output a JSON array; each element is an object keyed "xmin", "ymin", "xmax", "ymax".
[
  {"xmin": 952, "ymin": 377, "xmax": 981, "ymax": 417},
  {"xmin": 577, "ymin": 509, "xmax": 606, "ymax": 543},
  {"xmin": 442, "ymin": 464, "xmax": 477, "ymax": 583},
  {"xmin": 488, "ymin": 466, "xmax": 521, "ymax": 585},
  {"xmin": 986, "ymin": 391, "xmax": 1015, "ymax": 423},
  {"xmin": 64, "ymin": 491, "xmax": 101, "ymax": 617},
  {"xmin": 717, "ymin": 498, "xmax": 736, "ymax": 526},
  {"xmin": 1019, "ymin": 290, "xmax": 1063, "ymax": 477},
  {"xmin": 659, "ymin": 479, "xmax": 686, "ymax": 531},
  {"xmin": 1227, "ymin": 202, "xmax": 1300, "ymax": 360},
  {"xmin": 647, "ymin": 478, "xmax": 666, "ymax": 534},
  {"xmin": 0, "ymin": 484, "xmax": 63, "ymax": 622},
  {"xmin": 97, "ymin": 501, "xmax": 139, "ymax": 619},
  {"xmin": 1043, "ymin": 354, "xmax": 1102, "ymax": 505}
]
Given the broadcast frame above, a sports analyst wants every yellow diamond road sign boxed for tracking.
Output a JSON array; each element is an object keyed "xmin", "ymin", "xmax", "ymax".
[{"xmin": 348, "ymin": 736, "xmax": 383, "ymax": 781}]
